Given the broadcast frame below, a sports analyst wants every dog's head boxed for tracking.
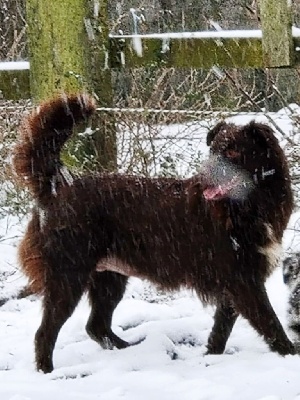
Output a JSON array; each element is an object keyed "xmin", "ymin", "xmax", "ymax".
[
  {"xmin": 188, "ymin": 120, "xmax": 292, "ymax": 232},
  {"xmin": 283, "ymin": 253, "xmax": 300, "ymax": 286},
  {"xmin": 201, "ymin": 120, "xmax": 290, "ymax": 202}
]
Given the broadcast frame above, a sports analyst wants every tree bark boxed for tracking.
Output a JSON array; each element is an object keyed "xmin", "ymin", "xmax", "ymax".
[{"xmin": 26, "ymin": 0, "xmax": 116, "ymax": 171}]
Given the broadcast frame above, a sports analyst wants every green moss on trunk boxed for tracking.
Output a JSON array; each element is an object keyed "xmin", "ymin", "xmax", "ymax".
[
  {"xmin": 26, "ymin": 0, "xmax": 116, "ymax": 171},
  {"xmin": 26, "ymin": 0, "xmax": 91, "ymax": 98}
]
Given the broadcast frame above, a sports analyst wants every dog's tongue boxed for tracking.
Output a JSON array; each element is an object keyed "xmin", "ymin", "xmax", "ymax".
[
  {"xmin": 203, "ymin": 185, "xmax": 227, "ymax": 200},
  {"xmin": 203, "ymin": 176, "xmax": 240, "ymax": 200}
]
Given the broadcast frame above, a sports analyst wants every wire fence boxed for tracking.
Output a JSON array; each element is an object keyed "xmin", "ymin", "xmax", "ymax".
[{"xmin": 1, "ymin": 1, "xmax": 300, "ymax": 238}]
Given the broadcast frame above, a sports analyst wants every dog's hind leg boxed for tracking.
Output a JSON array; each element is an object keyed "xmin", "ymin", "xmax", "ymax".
[
  {"xmin": 231, "ymin": 282, "xmax": 295, "ymax": 356},
  {"xmin": 35, "ymin": 272, "xmax": 88, "ymax": 373},
  {"xmin": 206, "ymin": 299, "xmax": 238, "ymax": 354},
  {"xmin": 86, "ymin": 271, "xmax": 129, "ymax": 349}
]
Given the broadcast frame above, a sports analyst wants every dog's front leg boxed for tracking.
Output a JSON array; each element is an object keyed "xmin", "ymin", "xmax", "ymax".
[
  {"xmin": 232, "ymin": 282, "xmax": 295, "ymax": 356},
  {"xmin": 206, "ymin": 299, "xmax": 238, "ymax": 354}
]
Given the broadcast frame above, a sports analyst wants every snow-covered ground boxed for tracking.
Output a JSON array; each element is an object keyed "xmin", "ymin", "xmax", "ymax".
[
  {"xmin": 1, "ymin": 212, "xmax": 300, "ymax": 400},
  {"xmin": 1, "ymin": 109, "xmax": 300, "ymax": 399}
]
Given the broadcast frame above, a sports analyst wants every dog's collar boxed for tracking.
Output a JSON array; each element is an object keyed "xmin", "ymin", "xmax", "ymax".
[
  {"xmin": 262, "ymin": 168, "xmax": 276, "ymax": 178},
  {"xmin": 253, "ymin": 168, "xmax": 276, "ymax": 183}
]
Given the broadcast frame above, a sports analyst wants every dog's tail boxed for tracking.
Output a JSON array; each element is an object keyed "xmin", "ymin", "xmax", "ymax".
[{"xmin": 13, "ymin": 93, "xmax": 96, "ymax": 206}]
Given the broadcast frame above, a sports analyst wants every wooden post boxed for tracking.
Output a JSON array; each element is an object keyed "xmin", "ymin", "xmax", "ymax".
[
  {"xmin": 26, "ymin": 0, "xmax": 116, "ymax": 171},
  {"xmin": 260, "ymin": 0, "xmax": 293, "ymax": 67},
  {"xmin": 0, "ymin": 70, "xmax": 30, "ymax": 100}
]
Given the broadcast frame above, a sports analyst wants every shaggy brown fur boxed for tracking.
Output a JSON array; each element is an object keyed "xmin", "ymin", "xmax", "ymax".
[{"xmin": 13, "ymin": 94, "xmax": 295, "ymax": 373}]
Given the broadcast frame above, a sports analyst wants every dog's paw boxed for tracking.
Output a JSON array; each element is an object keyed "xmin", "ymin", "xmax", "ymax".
[{"xmin": 292, "ymin": 341, "xmax": 300, "ymax": 355}]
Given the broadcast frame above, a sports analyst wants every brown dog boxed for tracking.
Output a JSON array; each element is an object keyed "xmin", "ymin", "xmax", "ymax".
[{"xmin": 12, "ymin": 94, "xmax": 295, "ymax": 373}]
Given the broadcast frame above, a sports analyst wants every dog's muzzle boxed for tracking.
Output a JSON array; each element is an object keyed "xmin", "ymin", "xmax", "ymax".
[{"xmin": 199, "ymin": 156, "xmax": 254, "ymax": 201}]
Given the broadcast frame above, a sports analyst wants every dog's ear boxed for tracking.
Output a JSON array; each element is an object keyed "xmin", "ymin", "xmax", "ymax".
[
  {"xmin": 206, "ymin": 121, "xmax": 229, "ymax": 146},
  {"xmin": 243, "ymin": 121, "xmax": 278, "ymax": 147}
]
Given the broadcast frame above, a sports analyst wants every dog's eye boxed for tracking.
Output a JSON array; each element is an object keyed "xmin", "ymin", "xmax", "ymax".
[{"xmin": 225, "ymin": 149, "xmax": 240, "ymax": 159}]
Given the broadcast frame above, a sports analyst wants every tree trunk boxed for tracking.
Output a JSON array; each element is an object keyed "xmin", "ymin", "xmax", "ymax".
[{"xmin": 26, "ymin": 0, "xmax": 116, "ymax": 171}]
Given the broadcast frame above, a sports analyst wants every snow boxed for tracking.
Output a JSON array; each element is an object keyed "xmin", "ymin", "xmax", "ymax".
[
  {"xmin": 1, "ymin": 111, "xmax": 300, "ymax": 399},
  {"xmin": 111, "ymin": 30, "xmax": 263, "ymax": 40},
  {"xmin": 1, "ymin": 213, "xmax": 300, "ymax": 399},
  {"xmin": 110, "ymin": 26, "xmax": 300, "ymax": 40},
  {"xmin": 0, "ymin": 62, "xmax": 29, "ymax": 71},
  {"xmin": 129, "ymin": 8, "xmax": 143, "ymax": 57}
]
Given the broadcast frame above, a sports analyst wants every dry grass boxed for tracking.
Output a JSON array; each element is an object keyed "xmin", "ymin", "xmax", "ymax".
[{"xmin": 0, "ymin": 100, "xmax": 31, "ymax": 215}]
